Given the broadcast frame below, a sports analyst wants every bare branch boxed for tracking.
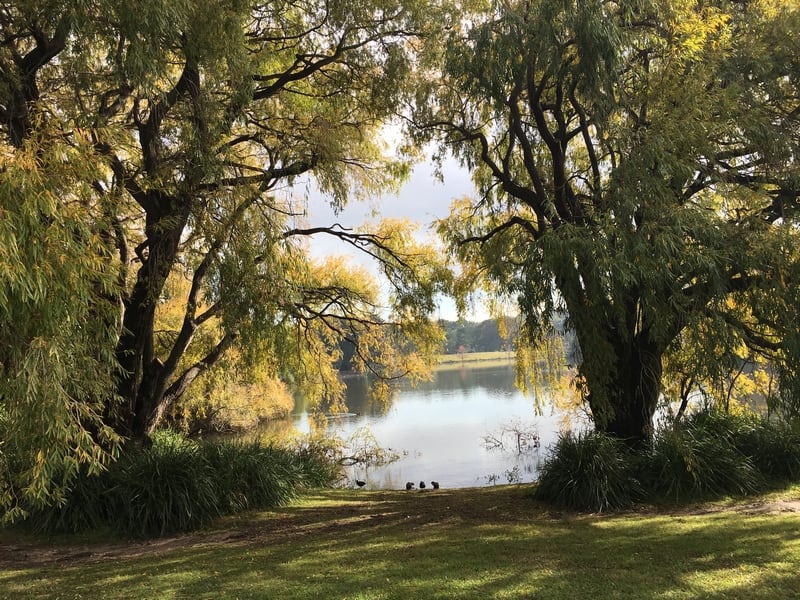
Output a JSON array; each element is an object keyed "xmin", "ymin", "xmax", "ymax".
[{"xmin": 460, "ymin": 216, "xmax": 539, "ymax": 246}]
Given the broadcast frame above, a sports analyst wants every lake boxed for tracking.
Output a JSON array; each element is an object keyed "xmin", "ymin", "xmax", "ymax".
[{"xmin": 292, "ymin": 363, "xmax": 588, "ymax": 490}]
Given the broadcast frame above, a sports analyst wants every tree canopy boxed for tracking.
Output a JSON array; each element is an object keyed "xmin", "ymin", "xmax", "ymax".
[
  {"xmin": 4, "ymin": 0, "xmax": 800, "ymax": 518},
  {"xmin": 0, "ymin": 0, "xmax": 447, "ymax": 516},
  {"xmin": 413, "ymin": 0, "xmax": 800, "ymax": 444}
]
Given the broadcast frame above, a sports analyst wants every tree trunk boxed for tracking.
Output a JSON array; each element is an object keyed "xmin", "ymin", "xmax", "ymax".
[
  {"xmin": 586, "ymin": 333, "xmax": 664, "ymax": 448},
  {"xmin": 144, "ymin": 333, "xmax": 237, "ymax": 436},
  {"xmin": 113, "ymin": 199, "xmax": 190, "ymax": 439}
]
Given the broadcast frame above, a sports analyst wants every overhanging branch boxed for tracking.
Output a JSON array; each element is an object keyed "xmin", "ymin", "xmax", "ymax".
[{"xmin": 460, "ymin": 215, "xmax": 539, "ymax": 245}]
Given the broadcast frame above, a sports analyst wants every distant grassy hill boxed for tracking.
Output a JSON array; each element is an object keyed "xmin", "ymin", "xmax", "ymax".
[{"xmin": 436, "ymin": 350, "xmax": 515, "ymax": 369}]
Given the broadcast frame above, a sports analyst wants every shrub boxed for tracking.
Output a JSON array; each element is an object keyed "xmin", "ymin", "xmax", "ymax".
[
  {"xmin": 726, "ymin": 418, "xmax": 800, "ymax": 482},
  {"xmin": 641, "ymin": 414, "xmax": 763, "ymax": 502},
  {"xmin": 107, "ymin": 431, "xmax": 220, "ymax": 537},
  {"xmin": 682, "ymin": 409, "xmax": 753, "ymax": 442},
  {"xmin": 291, "ymin": 435, "xmax": 345, "ymax": 488},
  {"xmin": 24, "ymin": 468, "xmax": 114, "ymax": 534},
  {"xmin": 533, "ymin": 431, "xmax": 641, "ymax": 512},
  {"xmin": 14, "ymin": 431, "xmax": 352, "ymax": 537},
  {"xmin": 202, "ymin": 440, "xmax": 304, "ymax": 513}
]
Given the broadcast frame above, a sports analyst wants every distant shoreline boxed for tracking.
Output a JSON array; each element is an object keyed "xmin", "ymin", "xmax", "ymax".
[
  {"xmin": 435, "ymin": 351, "xmax": 515, "ymax": 370},
  {"xmin": 337, "ymin": 351, "xmax": 516, "ymax": 378}
]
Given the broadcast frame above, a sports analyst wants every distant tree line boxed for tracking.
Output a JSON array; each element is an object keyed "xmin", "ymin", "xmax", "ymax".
[
  {"xmin": 439, "ymin": 317, "xmax": 518, "ymax": 354},
  {"xmin": 440, "ymin": 315, "xmax": 579, "ymax": 361},
  {"xmin": 337, "ymin": 314, "xmax": 578, "ymax": 369},
  {"xmin": 335, "ymin": 317, "xmax": 516, "ymax": 370}
]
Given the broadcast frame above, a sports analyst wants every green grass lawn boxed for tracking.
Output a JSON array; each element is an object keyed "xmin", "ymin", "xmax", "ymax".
[{"xmin": 2, "ymin": 484, "xmax": 800, "ymax": 599}]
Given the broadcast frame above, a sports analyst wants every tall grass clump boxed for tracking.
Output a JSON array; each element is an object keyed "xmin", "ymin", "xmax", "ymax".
[
  {"xmin": 24, "ymin": 467, "xmax": 114, "ymax": 534},
  {"xmin": 695, "ymin": 410, "xmax": 800, "ymax": 483},
  {"xmin": 532, "ymin": 409, "xmax": 799, "ymax": 512},
  {"xmin": 292, "ymin": 435, "xmax": 344, "ymax": 488},
  {"xmin": 642, "ymin": 429, "xmax": 762, "ymax": 501},
  {"xmin": 739, "ymin": 421, "xmax": 800, "ymax": 482},
  {"xmin": 202, "ymin": 440, "xmax": 305, "ymax": 512},
  {"xmin": 16, "ymin": 431, "xmax": 348, "ymax": 537},
  {"xmin": 533, "ymin": 431, "xmax": 641, "ymax": 512},
  {"xmin": 108, "ymin": 430, "xmax": 220, "ymax": 537},
  {"xmin": 641, "ymin": 411, "xmax": 764, "ymax": 502}
]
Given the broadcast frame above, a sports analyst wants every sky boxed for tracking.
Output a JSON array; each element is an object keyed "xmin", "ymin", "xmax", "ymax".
[{"xmin": 289, "ymin": 153, "xmax": 490, "ymax": 321}]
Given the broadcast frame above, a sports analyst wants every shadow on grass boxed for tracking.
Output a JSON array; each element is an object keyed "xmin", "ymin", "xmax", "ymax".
[{"xmin": 2, "ymin": 486, "xmax": 800, "ymax": 599}]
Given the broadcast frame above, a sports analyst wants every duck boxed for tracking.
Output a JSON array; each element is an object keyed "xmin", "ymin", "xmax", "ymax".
[
  {"xmin": 405, "ymin": 481, "xmax": 415, "ymax": 490},
  {"xmin": 355, "ymin": 480, "xmax": 366, "ymax": 488},
  {"xmin": 419, "ymin": 481, "xmax": 426, "ymax": 489},
  {"xmin": 431, "ymin": 481, "xmax": 440, "ymax": 489}
]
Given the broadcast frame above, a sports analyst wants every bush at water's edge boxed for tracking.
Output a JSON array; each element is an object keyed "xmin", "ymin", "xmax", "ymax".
[
  {"xmin": 533, "ymin": 431, "xmax": 642, "ymax": 511},
  {"xmin": 533, "ymin": 409, "xmax": 800, "ymax": 512},
  {"xmin": 19, "ymin": 430, "xmax": 340, "ymax": 538}
]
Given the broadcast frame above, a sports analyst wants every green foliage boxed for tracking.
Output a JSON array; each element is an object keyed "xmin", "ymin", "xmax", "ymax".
[
  {"xmin": 20, "ymin": 431, "xmax": 341, "ymax": 537},
  {"xmin": 739, "ymin": 422, "xmax": 800, "ymax": 483},
  {"xmin": 440, "ymin": 317, "xmax": 518, "ymax": 354},
  {"xmin": 418, "ymin": 0, "xmax": 800, "ymax": 444},
  {"xmin": 201, "ymin": 440, "xmax": 303, "ymax": 514},
  {"xmin": 0, "ymin": 133, "xmax": 122, "ymax": 519},
  {"xmin": 109, "ymin": 432, "xmax": 221, "ymax": 537},
  {"xmin": 291, "ymin": 435, "xmax": 348, "ymax": 488},
  {"xmin": 24, "ymin": 468, "xmax": 114, "ymax": 535},
  {"xmin": 533, "ymin": 431, "xmax": 641, "ymax": 512},
  {"xmin": 534, "ymin": 409, "xmax": 800, "ymax": 511},
  {"xmin": 641, "ymin": 424, "xmax": 763, "ymax": 503},
  {"xmin": 684, "ymin": 410, "xmax": 800, "ymax": 484}
]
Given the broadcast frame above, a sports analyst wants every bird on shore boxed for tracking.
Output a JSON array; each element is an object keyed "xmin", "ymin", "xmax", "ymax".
[
  {"xmin": 405, "ymin": 481, "xmax": 414, "ymax": 490},
  {"xmin": 431, "ymin": 481, "xmax": 440, "ymax": 489},
  {"xmin": 419, "ymin": 481, "xmax": 426, "ymax": 489},
  {"xmin": 355, "ymin": 480, "xmax": 366, "ymax": 488}
]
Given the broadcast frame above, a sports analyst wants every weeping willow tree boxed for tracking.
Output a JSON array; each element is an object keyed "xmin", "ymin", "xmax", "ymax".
[
  {"xmin": 413, "ymin": 0, "xmax": 800, "ymax": 445},
  {"xmin": 0, "ymin": 0, "xmax": 449, "ymax": 516},
  {"xmin": 0, "ymin": 126, "xmax": 123, "ymax": 519}
]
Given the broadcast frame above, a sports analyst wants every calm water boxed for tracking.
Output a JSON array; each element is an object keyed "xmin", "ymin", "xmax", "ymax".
[{"xmin": 293, "ymin": 364, "xmax": 587, "ymax": 490}]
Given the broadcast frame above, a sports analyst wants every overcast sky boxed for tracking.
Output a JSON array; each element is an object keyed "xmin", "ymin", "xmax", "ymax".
[{"xmin": 289, "ymin": 154, "xmax": 490, "ymax": 321}]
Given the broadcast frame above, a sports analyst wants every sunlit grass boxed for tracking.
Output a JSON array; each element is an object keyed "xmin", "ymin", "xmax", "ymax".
[
  {"xmin": 2, "ymin": 485, "xmax": 800, "ymax": 599},
  {"xmin": 436, "ymin": 351, "xmax": 515, "ymax": 370}
]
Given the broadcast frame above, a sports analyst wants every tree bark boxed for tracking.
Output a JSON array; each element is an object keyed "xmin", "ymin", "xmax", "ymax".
[
  {"xmin": 591, "ymin": 334, "xmax": 663, "ymax": 448},
  {"xmin": 566, "ymin": 288, "xmax": 665, "ymax": 447},
  {"xmin": 113, "ymin": 198, "xmax": 191, "ymax": 439},
  {"xmin": 144, "ymin": 333, "xmax": 237, "ymax": 436}
]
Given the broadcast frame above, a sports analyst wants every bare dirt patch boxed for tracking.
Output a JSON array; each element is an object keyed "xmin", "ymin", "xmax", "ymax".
[{"xmin": 717, "ymin": 498, "xmax": 800, "ymax": 515}]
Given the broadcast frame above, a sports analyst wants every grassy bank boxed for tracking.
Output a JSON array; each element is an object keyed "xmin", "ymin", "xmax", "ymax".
[
  {"xmin": 436, "ymin": 351, "xmax": 515, "ymax": 370},
  {"xmin": 2, "ymin": 484, "xmax": 800, "ymax": 599}
]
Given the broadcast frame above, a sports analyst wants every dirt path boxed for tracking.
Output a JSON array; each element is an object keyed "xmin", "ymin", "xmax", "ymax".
[{"xmin": 693, "ymin": 498, "xmax": 800, "ymax": 516}]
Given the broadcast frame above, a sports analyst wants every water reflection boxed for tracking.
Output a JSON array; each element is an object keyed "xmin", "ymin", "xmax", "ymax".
[{"xmin": 293, "ymin": 364, "xmax": 587, "ymax": 490}]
